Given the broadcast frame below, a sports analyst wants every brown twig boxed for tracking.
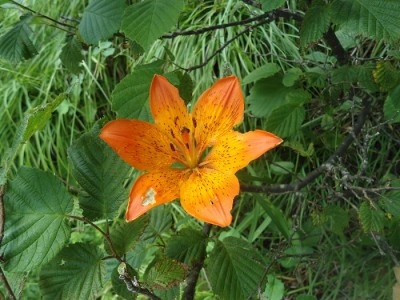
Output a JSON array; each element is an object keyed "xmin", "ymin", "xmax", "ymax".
[
  {"xmin": 323, "ymin": 25, "xmax": 350, "ymax": 65},
  {"xmin": 9, "ymin": 0, "xmax": 76, "ymax": 29},
  {"xmin": 182, "ymin": 223, "xmax": 212, "ymax": 300},
  {"xmin": 241, "ymin": 98, "xmax": 371, "ymax": 194}
]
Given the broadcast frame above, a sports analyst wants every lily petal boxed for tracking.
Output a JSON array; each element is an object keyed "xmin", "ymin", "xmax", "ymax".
[
  {"xmin": 150, "ymin": 75, "xmax": 192, "ymax": 145},
  {"xmin": 203, "ymin": 130, "xmax": 283, "ymax": 173},
  {"xmin": 100, "ymin": 119, "xmax": 176, "ymax": 171},
  {"xmin": 180, "ymin": 168, "xmax": 239, "ymax": 227},
  {"xmin": 126, "ymin": 169, "xmax": 186, "ymax": 221},
  {"xmin": 192, "ymin": 76, "xmax": 244, "ymax": 152}
]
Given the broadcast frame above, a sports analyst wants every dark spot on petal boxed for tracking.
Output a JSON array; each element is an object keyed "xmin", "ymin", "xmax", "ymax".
[
  {"xmin": 181, "ymin": 127, "xmax": 190, "ymax": 134},
  {"xmin": 192, "ymin": 117, "xmax": 197, "ymax": 128},
  {"xmin": 170, "ymin": 143, "xmax": 176, "ymax": 151},
  {"xmin": 174, "ymin": 116, "xmax": 179, "ymax": 126},
  {"xmin": 170, "ymin": 129, "xmax": 175, "ymax": 138}
]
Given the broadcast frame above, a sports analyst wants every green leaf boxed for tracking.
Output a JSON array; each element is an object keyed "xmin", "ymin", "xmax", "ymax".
[
  {"xmin": 270, "ymin": 161, "xmax": 295, "ymax": 175},
  {"xmin": 260, "ymin": 0, "xmax": 286, "ymax": 11},
  {"xmin": 165, "ymin": 228, "xmax": 207, "ymax": 265},
  {"xmin": 0, "ymin": 15, "xmax": 38, "ymax": 63},
  {"xmin": 60, "ymin": 36, "xmax": 83, "ymax": 74},
  {"xmin": 384, "ymin": 85, "xmax": 400, "ymax": 123},
  {"xmin": 242, "ymin": 63, "xmax": 280, "ymax": 85},
  {"xmin": 68, "ymin": 126, "xmax": 131, "ymax": 220},
  {"xmin": 282, "ymin": 68, "xmax": 303, "ymax": 87},
  {"xmin": 359, "ymin": 202, "xmax": 385, "ymax": 232},
  {"xmin": 2, "ymin": 167, "xmax": 73, "ymax": 272},
  {"xmin": 300, "ymin": 2, "xmax": 331, "ymax": 47},
  {"xmin": 207, "ymin": 237, "xmax": 265, "ymax": 300},
  {"xmin": 79, "ymin": 0, "xmax": 126, "ymax": 44},
  {"xmin": 142, "ymin": 205, "xmax": 173, "ymax": 242},
  {"xmin": 144, "ymin": 255, "xmax": 187, "ymax": 290},
  {"xmin": 248, "ymin": 76, "xmax": 293, "ymax": 118},
  {"xmin": 122, "ymin": 0, "xmax": 184, "ymax": 50},
  {"xmin": 262, "ymin": 275, "xmax": 284, "ymax": 300},
  {"xmin": 278, "ymin": 246, "xmax": 313, "ymax": 269},
  {"xmin": 382, "ymin": 190, "xmax": 400, "ymax": 218},
  {"xmin": 296, "ymin": 295, "xmax": 317, "ymax": 300},
  {"xmin": 0, "ymin": 95, "xmax": 64, "ymax": 185},
  {"xmin": 323, "ymin": 205, "xmax": 349, "ymax": 235},
  {"xmin": 331, "ymin": 0, "xmax": 400, "ymax": 42},
  {"xmin": 106, "ymin": 216, "xmax": 149, "ymax": 256},
  {"xmin": 331, "ymin": 64, "xmax": 378, "ymax": 92},
  {"xmin": 256, "ymin": 196, "xmax": 291, "ymax": 239},
  {"xmin": 112, "ymin": 60, "xmax": 164, "ymax": 120},
  {"xmin": 39, "ymin": 243, "xmax": 106, "ymax": 300},
  {"xmin": 265, "ymin": 104, "xmax": 305, "ymax": 138},
  {"xmin": 372, "ymin": 61, "xmax": 400, "ymax": 91}
]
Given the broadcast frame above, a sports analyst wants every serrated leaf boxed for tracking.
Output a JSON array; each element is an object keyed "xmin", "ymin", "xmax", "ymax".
[
  {"xmin": 248, "ymin": 76, "xmax": 292, "ymax": 118},
  {"xmin": 331, "ymin": 0, "xmax": 400, "ymax": 42},
  {"xmin": 372, "ymin": 61, "xmax": 400, "ymax": 91},
  {"xmin": 207, "ymin": 237, "xmax": 265, "ymax": 300},
  {"xmin": 300, "ymin": 2, "xmax": 331, "ymax": 47},
  {"xmin": 79, "ymin": 0, "xmax": 126, "ymax": 44},
  {"xmin": 0, "ymin": 95, "xmax": 64, "ymax": 185},
  {"xmin": 260, "ymin": 0, "xmax": 286, "ymax": 11},
  {"xmin": 165, "ymin": 228, "xmax": 207, "ymax": 265},
  {"xmin": 122, "ymin": 0, "xmax": 184, "ymax": 50},
  {"xmin": 2, "ymin": 167, "xmax": 73, "ymax": 272},
  {"xmin": 262, "ymin": 275, "xmax": 284, "ymax": 300},
  {"xmin": 382, "ymin": 190, "xmax": 400, "ymax": 218},
  {"xmin": 359, "ymin": 202, "xmax": 385, "ymax": 232},
  {"xmin": 106, "ymin": 216, "xmax": 149, "ymax": 256},
  {"xmin": 242, "ymin": 63, "xmax": 280, "ymax": 85},
  {"xmin": 265, "ymin": 104, "xmax": 305, "ymax": 138},
  {"xmin": 60, "ymin": 36, "xmax": 83, "ymax": 74},
  {"xmin": 68, "ymin": 126, "xmax": 131, "ymax": 220},
  {"xmin": 112, "ymin": 60, "xmax": 164, "ymax": 120},
  {"xmin": 39, "ymin": 243, "xmax": 106, "ymax": 300},
  {"xmin": 256, "ymin": 196, "xmax": 290, "ymax": 239},
  {"xmin": 0, "ymin": 15, "xmax": 38, "ymax": 63},
  {"xmin": 144, "ymin": 256, "xmax": 187, "ymax": 290},
  {"xmin": 142, "ymin": 205, "xmax": 173, "ymax": 242},
  {"xmin": 331, "ymin": 64, "xmax": 378, "ymax": 92},
  {"xmin": 383, "ymin": 84, "xmax": 400, "ymax": 123}
]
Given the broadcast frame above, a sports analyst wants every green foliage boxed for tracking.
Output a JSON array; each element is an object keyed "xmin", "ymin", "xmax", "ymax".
[
  {"xmin": 68, "ymin": 126, "xmax": 131, "ymax": 220},
  {"xmin": 332, "ymin": 0, "xmax": 400, "ymax": 42},
  {"xmin": 79, "ymin": 0, "xmax": 126, "ymax": 44},
  {"xmin": 262, "ymin": 275, "xmax": 284, "ymax": 300},
  {"xmin": 144, "ymin": 255, "xmax": 187, "ymax": 290},
  {"xmin": 165, "ymin": 227, "xmax": 207, "ymax": 265},
  {"xmin": 59, "ymin": 36, "xmax": 83, "ymax": 74},
  {"xmin": 207, "ymin": 237, "xmax": 265, "ymax": 300},
  {"xmin": 106, "ymin": 216, "xmax": 149, "ymax": 256},
  {"xmin": 242, "ymin": 63, "xmax": 280, "ymax": 85},
  {"xmin": 2, "ymin": 167, "xmax": 73, "ymax": 272},
  {"xmin": 260, "ymin": 0, "xmax": 286, "ymax": 11},
  {"xmin": 39, "ymin": 243, "xmax": 106, "ymax": 299},
  {"xmin": 0, "ymin": 15, "xmax": 38, "ymax": 63},
  {"xmin": 300, "ymin": 1, "xmax": 331, "ymax": 47},
  {"xmin": 111, "ymin": 60, "xmax": 163, "ymax": 120},
  {"xmin": 359, "ymin": 202, "xmax": 385, "ymax": 233},
  {"xmin": 121, "ymin": 0, "xmax": 184, "ymax": 50}
]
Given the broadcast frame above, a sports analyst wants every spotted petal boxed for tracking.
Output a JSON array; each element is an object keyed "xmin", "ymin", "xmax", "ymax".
[
  {"xmin": 126, "ymin": 169, "xmax": 187, "ymax": 221},
  {"xmin": 100, "ymin": 119, "xmax": 177, "ymax": 171},
  {"xmin": 150, "ymin": 75, "xmax": 193, "ymax": 146},
  {"xmin": 192, "ymin": 76, "xmax": 244, "ymax": 152},
  {"xmin": 180, "ymin": 168, "xmax": 239, "ymax": 227},
  {"xmin": 203, "ymin": 130, "xmax": 283, "ymax": 173}
]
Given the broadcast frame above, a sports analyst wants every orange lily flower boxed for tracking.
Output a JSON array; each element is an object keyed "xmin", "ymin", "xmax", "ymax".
[{"xmin": 100, "ymin": 75, "xmax": 282, "ymax": 227}]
